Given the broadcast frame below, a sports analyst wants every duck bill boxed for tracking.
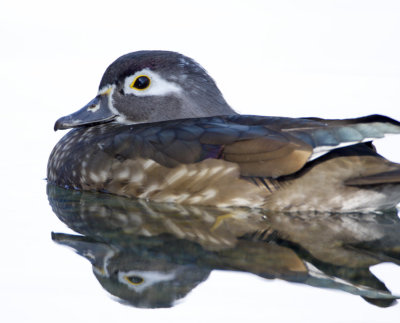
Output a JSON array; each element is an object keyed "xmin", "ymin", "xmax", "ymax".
[
  {"xmin": 52, "ymin": 232, "xmax": 113, "ymax": 273},
  {"xmin": 54, "ymin": 93, "xmax": 117, "ymax": 131}
]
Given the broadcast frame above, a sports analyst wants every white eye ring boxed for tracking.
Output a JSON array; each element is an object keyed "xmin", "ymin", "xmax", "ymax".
[
  {"xmin": 118, "ymin": 270, "xmax": 176, "ymax": 292},
  {"xmin": 123, "ymin": 69, "xmax": 182, "ymax": 97},
  {"xmin": 129, "ymin": 75, "xmax": 151, "ymax": 90}
]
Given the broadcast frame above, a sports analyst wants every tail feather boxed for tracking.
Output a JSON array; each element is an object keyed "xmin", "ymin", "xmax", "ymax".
[
  {"xmin": 346, "ymin": 169, "xmax": 400, "ymax": 186},
  {"xmin": 292, "ymin": 115, "xmax": 400, "ymax": 160}
]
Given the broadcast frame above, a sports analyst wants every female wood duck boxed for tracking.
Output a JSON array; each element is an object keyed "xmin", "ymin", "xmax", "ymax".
[{"xmin": 47, "ymin": 50, "xmax": 400, "ymax": 212}]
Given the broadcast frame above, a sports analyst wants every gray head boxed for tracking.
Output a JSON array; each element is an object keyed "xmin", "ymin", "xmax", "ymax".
[{"xmin": 54, "ymin": 50, "xmax": 236, "ymax": 130}]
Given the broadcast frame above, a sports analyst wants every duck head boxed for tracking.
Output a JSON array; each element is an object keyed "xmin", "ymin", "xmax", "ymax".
[{"xmin": 54, "ymin": 51, "xmax": 236, "ymax": 130}]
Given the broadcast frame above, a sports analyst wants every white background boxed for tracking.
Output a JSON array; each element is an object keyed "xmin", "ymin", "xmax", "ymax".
[{"xmin": 1, "ymin": 0, "xmax": 400, "ymax": 322}]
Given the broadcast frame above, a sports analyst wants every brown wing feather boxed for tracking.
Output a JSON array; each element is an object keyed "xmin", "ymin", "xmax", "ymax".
[{"xmin": 223, "ymin": 136, "xmax": 313, "ymax": 177}]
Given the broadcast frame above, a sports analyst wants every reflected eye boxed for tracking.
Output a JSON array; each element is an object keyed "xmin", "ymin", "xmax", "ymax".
[
  {"xmin": 130, "ymin": 75, "xmax": 151, "ymax": 90},
  {"xmin": 125, "ymin": 275, "xmax": 144, "ymax": 285}
]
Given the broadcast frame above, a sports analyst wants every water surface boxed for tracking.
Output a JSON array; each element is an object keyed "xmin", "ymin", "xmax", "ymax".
[{"xmin": 47, "ymin": 184, "xmax": 400, "ymax": 309}]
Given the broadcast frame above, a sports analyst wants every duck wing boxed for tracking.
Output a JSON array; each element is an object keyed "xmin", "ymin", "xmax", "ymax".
[{"xmin": 117, "ymin": 114, "xmax": 400, "ymax": 178}]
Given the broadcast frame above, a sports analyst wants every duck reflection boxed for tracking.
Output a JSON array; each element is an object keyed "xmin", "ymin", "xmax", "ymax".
[{"xmin": 47, "ymin": 184, "xmax": 400, "ymax": 308}]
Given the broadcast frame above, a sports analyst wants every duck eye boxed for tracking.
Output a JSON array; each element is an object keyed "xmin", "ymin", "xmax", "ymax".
[
  {"xmin": 130, "ymin": 75, "xmax": 151, "ymax": 90},
  {"xmin": 125, "ymin": 275, "xmax": 144, "ymax": 285}
]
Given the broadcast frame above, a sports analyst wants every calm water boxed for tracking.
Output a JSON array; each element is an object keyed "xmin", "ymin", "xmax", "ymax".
[
  {"xmin": 3, "ymin": 2, "xmax": 400, "ymax": 321},
  {"xmin": 45, "ymin": 184, "xmax": 400, "ymax": 312},
  {"xmin": 3, "ymin": 175, "xmax": 400, "ymax": 322}
]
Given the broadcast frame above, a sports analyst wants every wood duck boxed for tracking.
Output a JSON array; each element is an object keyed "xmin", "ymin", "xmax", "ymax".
[{"xmin": 47, "ymin": 50, "xmax": 400, "ymax": 212}]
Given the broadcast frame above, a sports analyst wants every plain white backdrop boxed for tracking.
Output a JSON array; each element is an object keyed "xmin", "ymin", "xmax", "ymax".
[{"xmin": 1, "ymin": 0, "xmax": 400, "ymax": 322}]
